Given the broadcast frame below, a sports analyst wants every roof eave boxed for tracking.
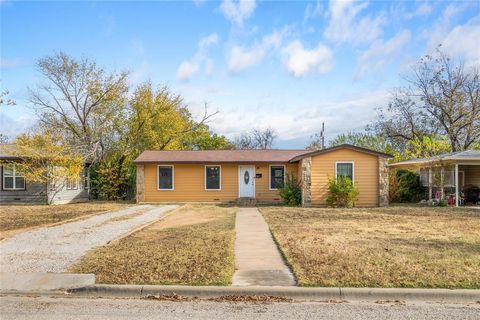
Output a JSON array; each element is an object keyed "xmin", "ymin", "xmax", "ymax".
[
  {"xmin": 289, "ymin": 144, "xmax": 393, "ymax": 162},
  {"xmin": 389, "ymin": 157, "xmax": 480, "ymax": 167}
]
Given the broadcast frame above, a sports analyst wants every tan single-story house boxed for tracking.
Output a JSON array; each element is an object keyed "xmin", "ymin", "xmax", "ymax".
[
  {"xmin": 389, "ymin": 150, "xmax": 480, "ymax": 206},
  {"xmin": 134, "ymin": 144, "xmax": 392, "ymax": 207}
]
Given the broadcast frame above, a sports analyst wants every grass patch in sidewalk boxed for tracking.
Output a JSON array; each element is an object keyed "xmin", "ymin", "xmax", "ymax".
[
  {"xmin": 260, "ymin": 206, "xmax": 480, "ymax": 289},
  {"xmin": 71, "ymin": 204, "xmax": 237, "ymax": 286},
  {"xmin": 0, "ymin": 202, "xmax": 130, "ymax": 239}
]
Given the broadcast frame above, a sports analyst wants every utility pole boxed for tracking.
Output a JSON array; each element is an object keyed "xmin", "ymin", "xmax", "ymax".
[{"xmin": 320, "ymin": 122, "xmax": 325, "ymax": 149}]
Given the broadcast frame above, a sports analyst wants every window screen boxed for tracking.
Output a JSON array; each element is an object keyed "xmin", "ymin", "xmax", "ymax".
[
  {"xmin": 205, "ymin": 166, "xmax": 221, "ymax": 190},
  {"xmin": 336, "ymin": 163, "xmax": 353, "ymax": 181},
  {"xmin": 158, "ymin": 166, "xmax": 174, "ymax": 190},
  {"xmin": 270, "ymin": 166, "xmax": 285, "ymax": 189}
]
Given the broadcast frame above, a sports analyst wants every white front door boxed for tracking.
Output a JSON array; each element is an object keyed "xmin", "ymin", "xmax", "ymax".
[{"xmin": 239, "ymin": 165, "xmax": 255, "ymax": 198}]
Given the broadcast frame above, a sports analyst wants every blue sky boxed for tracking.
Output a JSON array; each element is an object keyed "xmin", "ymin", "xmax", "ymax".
[{"xmin": 1, "ymin": 0, "xmax": 479, "ymax": 148}]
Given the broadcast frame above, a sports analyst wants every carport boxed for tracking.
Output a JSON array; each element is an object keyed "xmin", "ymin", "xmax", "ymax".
[{"xmin": 390, "ymin": 150, "xmax": 480, "ymax": 206}]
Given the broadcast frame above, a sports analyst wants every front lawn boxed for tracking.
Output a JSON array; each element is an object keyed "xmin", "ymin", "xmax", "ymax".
[
  {"xmin": 71, "ymin": 204, "xmax": 237, "ymax": 286},
  {"xmin": 0, "ymin": 202, "xmax": 130, "ymax": 239},
  {"xmin": 260, "ymin": 206, "xmax": 480, "ymax": 288}
]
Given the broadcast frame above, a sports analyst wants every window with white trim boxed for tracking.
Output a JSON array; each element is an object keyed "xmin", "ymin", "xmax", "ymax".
[
  {"xmin": 205, "ymin": 166, "xmax": 221, "ymax": 190},
  {"xmin": 66, "ymin": 178, "xmax": 79, "ymax": 190},
  {"xmin": 270, "ymin": 166, "xmax": 285, "ymax": 189},
  {"xmin": 158, "ymin": 166, "xmax": 174, "ymax": 190},
  {"xmin": 2, "ymin": 164, "xmax": 25, "ymax": 190},
  {"xmin": 336, "ymin": 162, "xmax": 354, "ymax": 182}
]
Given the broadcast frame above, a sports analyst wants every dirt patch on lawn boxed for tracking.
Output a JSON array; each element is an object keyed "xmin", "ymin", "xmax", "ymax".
[{"xmin": 148, "ymin": 205, "xmax": 220, "ymax": 231}]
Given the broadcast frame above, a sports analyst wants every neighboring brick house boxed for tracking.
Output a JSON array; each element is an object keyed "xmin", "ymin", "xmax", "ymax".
[{"xmin": 134, "ymin": 144, "xmax": 392, "ymax": 207}]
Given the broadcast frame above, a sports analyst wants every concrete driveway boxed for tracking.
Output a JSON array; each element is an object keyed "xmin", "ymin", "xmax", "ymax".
[{"xmin": 0, "ymin": 205, "xmax": 177, "ymax": 273}]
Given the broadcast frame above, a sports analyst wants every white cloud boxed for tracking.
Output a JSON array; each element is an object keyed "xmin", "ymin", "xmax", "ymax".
[
  {"xmin": 176, "ymin": 33, "xmax": 219, "ymax": 81},
  {"xmin": 411, "ymin": 3, "xmax": 433, "ymax": 17},
  {"xmin": 324, "ymin": 0, "xmax": 385, "ymax": 45},
  {"xmin": 206, "ymin": 89, "xmax": 391, "ymax": 145},
  {"xmin": 303, "ymin": 1, "xmax": 323, "ymax": 23},
  {"xmin": 422, "ymin": 4, "xmax": 479, "ymax": 66},
  {"xmin": 220, "ymin": 0, "xmax": 256, "ymax": 25},
  {"xmin": 198, "ymin": 33, "xmax": 219, "ymax": 50},
  {"xmin": 282, "ymin": 41, "xmax": 333, "ymax": 78},
  {"xmin": 0, "ymin": 110, "xmax": 37, "ymax": 139},
  {"xmin": 205, "ymin": 59, "xmax": 214, "ymax": 76},
  {"xmin": 425, "ymin": 3, "xmax": 469, "ymax": 50},
  {"xmin": 227, "ymin": 31, "xmax": 283, "ymax": 73},
  {"xmin": 129, "ymin": 61, "xmax": 150, "ymax": 86},
  {"xmin": 0, "ymin": 58, "xmax": 25, "ymax": 68},
  {"xmin": 228, "ymin": 46, "xmax": 265, "ymax": 73},
  {"xmin": 356, "ymin": 29, "xmax": 411, "ymax": 78},
  {"xmin": 177, "ymin": 61, "xmax": 199, "ymax": 82},
  {"xmin": 193, "ymin": 0, "xmax": 206, "ymax": 7},
  {"xmin": 440, "ymin": 17, "xmax": 480, "ymax": 67}
]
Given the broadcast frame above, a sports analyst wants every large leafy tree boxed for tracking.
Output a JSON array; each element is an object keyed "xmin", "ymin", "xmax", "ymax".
[
  {"xmin": 29, "ymin": 52, "xmax": 129, "ymax": 163},
  {"xmin": 329, "ymin": 131, "xmax": 400, "ymax": 159},
  {"xmin": 91, "ymin": 82, "xmax": 231, "ymax": 199},
  {"xmin": 26, "ymin": 54, "xmax": 231, "ymax": 200},
  {"xmin": 373, "ymin": 48, "xmax": 480, "ymax": 152},
  {"xmin": 7, "ymin": 129, "xmax": 84, "ymax": 192}
]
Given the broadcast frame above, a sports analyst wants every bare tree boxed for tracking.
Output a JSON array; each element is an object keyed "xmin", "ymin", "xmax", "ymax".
[
  {"xmin": 0, "ymin": 134, "xmax": 9, "ymax": 144},
  {"xmin": 235, "ymin": 128, "xmax": 276, "ymax": 149},
  {"xmin": 372, "ymin": 47, "xmax": 480, "ymax": 152},
  {"xmin": 0, "ymin": 85, "xmax": 16, "ymax": 107},
  {"xmin": 29, "ymin": 52, "xmax": 129, "ymax": 163}
]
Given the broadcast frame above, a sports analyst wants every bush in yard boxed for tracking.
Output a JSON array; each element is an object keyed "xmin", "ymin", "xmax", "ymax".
[
  {"xmin": 326, "ymin": 176, "xmax": 359, "ymax": 208},
  {"xmin": 278, "ymin": 173, "xmax": 302, "ymax": 206},
  {"xmin": 391, "ymin": 169, "xmax": 425, "ymax": 203}
]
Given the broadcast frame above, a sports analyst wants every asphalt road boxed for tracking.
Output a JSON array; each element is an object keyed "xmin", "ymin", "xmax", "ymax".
[{"xmin": 1, "ymin": 296, "xmax": 479, "ymax": 320}]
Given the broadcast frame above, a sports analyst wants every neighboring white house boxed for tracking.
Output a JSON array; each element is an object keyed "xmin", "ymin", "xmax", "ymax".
[{"xmin": 390, "ymin": 150, "xmax": 480, "ymax": 206}]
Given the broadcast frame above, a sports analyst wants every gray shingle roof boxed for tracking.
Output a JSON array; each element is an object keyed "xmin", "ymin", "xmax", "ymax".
[{"xmin": 390, "ymin": 150, "xmax": 480, "ymax": 166}]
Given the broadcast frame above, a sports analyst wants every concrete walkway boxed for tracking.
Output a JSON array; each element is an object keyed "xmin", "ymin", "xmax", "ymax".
[{"xmin": 232, "ymin": 207, "xmax": 295, "ymax": 286}]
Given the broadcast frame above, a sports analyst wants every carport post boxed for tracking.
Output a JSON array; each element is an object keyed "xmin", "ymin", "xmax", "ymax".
[{"xmin": 455, "ymin": 164, "xmax": 459, "ymax": 207}]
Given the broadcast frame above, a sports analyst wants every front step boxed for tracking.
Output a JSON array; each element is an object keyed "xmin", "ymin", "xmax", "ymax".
[{"xmin": 236, "ymin": 197, "xmax": 257, "ymax": 207}]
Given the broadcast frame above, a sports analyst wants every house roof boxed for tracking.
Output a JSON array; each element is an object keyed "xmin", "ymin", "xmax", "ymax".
[
  {"xmin": 134, "ymin": 149, "xmax": 312, "ymax": 164},
  {"xmin": 288, "ymin": 144, "xmax": 394, "ymax": 162},
  {"xmin": 0, "ymin": 144, "xmax": 20, "ymax": 160},
  {"xmin": 390, "ymin": 150, "xmax": 480, "ymax": 167},
  {"xmin": 134, "ymin": 144, "xmax": 393, "ymax": 164}
]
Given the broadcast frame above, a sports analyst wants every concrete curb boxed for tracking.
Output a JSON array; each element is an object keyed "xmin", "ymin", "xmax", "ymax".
[{"xmin": 64, "ymin": 285, "xmax": 480, "ymax": 303}]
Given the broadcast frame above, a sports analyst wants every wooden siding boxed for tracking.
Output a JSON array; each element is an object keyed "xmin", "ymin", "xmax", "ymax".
[
  {"xmin": 310, "ymin": 149, "xmax": 379, "ymax": 207},
  {"xmin": 143, "ymin": 163, "xmax": 298, "ymax": 203},
  {"xmin": 254, "ymin": 163, "xmax": 298, "ymax": 202},
  {"xmin": 0, "ymin": 164, "xmax": 47, "ymax": 203},
  {"xmin": 47, "ymin": 178, "xmax": 89, "ymax": 204},
  {"xmin": 0, "ymin": 165, "xmax": 88, "ymax": 205},
  {"xmin": 462, "ymin": 165, "xmax": 480, "ymax": 187},
  {"xmin": 0, "ymin": 180, "xmax": 46, "ymax": 204}
]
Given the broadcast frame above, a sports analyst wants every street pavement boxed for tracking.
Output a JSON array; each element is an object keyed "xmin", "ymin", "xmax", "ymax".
[{"xmin": 1, "ymin": 295, "xmax": 479, "ymax": 320}]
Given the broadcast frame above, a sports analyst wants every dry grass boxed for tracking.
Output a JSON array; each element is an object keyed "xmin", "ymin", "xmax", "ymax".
[
  {"xmin": 0, "ymin": 202, "xmax": 130, "ymax": 239},
  {"xmin": 71, "ymin": 204, "xmax": 237, "ymax": 286},
  {"xmin": 260, "ymin": 206, "xmax": 480, "ymax": 289}
]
